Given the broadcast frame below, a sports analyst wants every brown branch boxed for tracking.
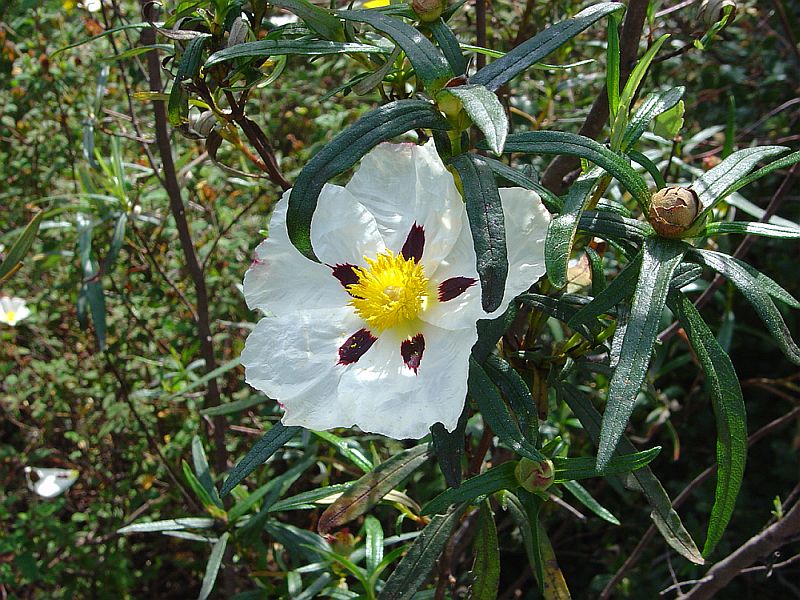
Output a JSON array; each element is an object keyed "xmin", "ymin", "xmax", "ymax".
[
  {"xmin": 141, "ymin": 26, "xmax": 228, "ymax": 474},
  {"xmin": 541, "ymin": 0, "xmax": 650, "ymax": 194},
  {"xmin": 475, "ymin": 0, "xmax": 487, "ymax": 71}
]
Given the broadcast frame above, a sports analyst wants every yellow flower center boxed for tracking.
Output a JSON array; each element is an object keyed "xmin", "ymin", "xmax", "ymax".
[
  {"xmin": 348, "ymin": 251, "xmax": 430, "ymax": 332},
  {"xmin": 3, "ymin": 310, "xmax": 16, "ymax": 323}
]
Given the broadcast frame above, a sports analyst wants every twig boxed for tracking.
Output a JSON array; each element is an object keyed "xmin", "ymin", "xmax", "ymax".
[
  {"xmin": 541, "ymin": 0, "xmax": 650, "ymax": 194},
  {"xmin": 475, "ymin": 0, "xmax": 486, "ymax": 71}
]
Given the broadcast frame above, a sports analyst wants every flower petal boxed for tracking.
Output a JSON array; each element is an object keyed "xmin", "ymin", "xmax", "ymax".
[
  {"xmin": 345, "ymin": 141, "xmax": 464, "ymax": 269},
  {"xmin": 244, "ymin": 189, "xmax": 384, "ymax": 315},
  {"xmin": 487, "ymin": 187, "xmax": 551, "ymax": 317},
  {"xmin": 337, "ymin": 325, "xmax": 477, "ymax": 439}
]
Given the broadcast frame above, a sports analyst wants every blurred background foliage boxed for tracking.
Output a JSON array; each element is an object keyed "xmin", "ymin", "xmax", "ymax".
[{"xmin": 1, "ymin": 0, "xmax": 798, "ymax": 598}]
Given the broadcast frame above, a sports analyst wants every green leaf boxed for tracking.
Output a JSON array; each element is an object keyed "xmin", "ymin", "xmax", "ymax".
[
  {"xmin": 545, "ymin": 176, "xmax": 598, "ymax": 288},
  {"xmin": 470, "ymin": 502, "xmax": 500, "ymax": 600},
  {"xmin": 481, "ymin": 157, "xmax": 563, "ymax": 213},
  {"xmin": 365, "ymin": 515, "xmax": 384, "ymax": 575},
  {"xmin": 268, "ymin": 484, "xmax": 349, "ymax": 512},
  {"xmin": 692, "ymin": 146, "xmax": 788, "ymax": 210},
  {"xmin": 338, "ymin": 10, "xmax": 453, "ymax": 89},
  {"xmin": 598, "ymin": 238, "xmax": 687, "ymax": 469},
  {"xmin": 468, "ymin": 358, "xmax": 545, "ymax": 461},
  {"xmin": 220, "ymin": 423, "xmax": 300, "ymax": 496},
  {"xmin": 430, "ymin": 412, "xmax": 467, "ymax": 488},
  {"xmin": 484, "ymin": 355, "xmax": 536, "ymax": 440},
  {"xmin": 168, "ymin": 36, "xmax": 207, "ymax": 127},
  {"xmin": 0, "ymin": 210, "xmax": 44, "ymax": 283},
  {"xmin": 670, "ymin": 293, "xmax": 747, "ymax": 556},
  {"xmin": 117, "ymin": 517, "xmax": 215, "ymax": 534},
  {"xmin": 469, "ymin": 2, "xmax": 623, "ymax": 91},
  {"xmin": 652, "ymin": 99, "xmax": 685, "ymax": 142},
  {"xmin": 51, "ymin": 22, "xmax": 151, "ymax": 57},
  {"xmin": 228, "ymin": 480, "xmax": 276, "ymax": 522},
  {"xmin": 586, "ymin": 246, "xmax": 607, "ymax": 296},
  {"xmin": 198, "ymin": 532, "xmax": 229, "ymax": 600},
  {"xmin": 702, "ymin": 220, "xmax": 800, "ymax": 239},
  {"xmin": 568, "ymin": 251, "xmax": 642, "ymax": 329},
  {"xmin": 690, "ymin": 249, "xmax": 800, "ymax": 363},
  {"xmin": 192, "ymin": 436, "xmax": 223, "ymax": 508},
  {"xmin": 534, "ymin": 514, "xmax": 571, "ymax": 599},
  {"xmin": 628, "ymin": 149, "xmax": 667, "ymax": 189},
  {"xmin": 500, "ymin": 131, "xmax": 651, "ymax": 210},
  {"xmin": 271, "ymin": 0, "xmax": 343, "ymax": 40},
  {"xmin": 287, "ymin": 99, "xmax": 450, "ymax": 260},
  {"xmin": 472, "ymin": 301, "xmax": 519, "ymax": 364},
  {"xmin": 609, "ymin": 35, "xmax": 670, "ymax": 151},
  {"xmin": 102, "ymin": 212, "xmax": 128, "ymax": 273},
  {"xmin": 606, "ymin": 13, "xmax": 620, "ymax": 120},
  {"xmin": 182, "ymin": 461, "xmax": 226, "ymax": 519},
  {"xmin": 437, "ymin": 85, "xmax": 507, "ymax": 155},
  {"xmin": 553, "ymin": 447, "xmax": 661, "ymax": 481},
  {"xmin": 518, "ymin": 293, "xmax": 601, "ymax": 341},
  {"xmin": 205, "ymin": 40, "xmax": 388, "ymax": 67},
  {"xmin": 318, "ymin": 445, "xmax": 431, "ymax": 534},
  {"xmin": 378, "ymin": 505, "xmax": 465, "ymax": 600},
  {"xmin": 421, "ymin": 461, "xmax": 518, "ymax": 515},
  {"xmin": 450, "ymin": 153, "xmax": 508, "ymax": 312},
  {"xmin": 578, "ymin": 210, "xmax": 653, "ymax": 245},
  {"xmin": 76, "ymin": 215, "xmax": 106, "ymax": 350},
  {"xmin": 312, "ymin": 430, "xmax": 374, "ymax": 473},
  {"xmin": 429, "ymin": 18, "xmax": 467, "ymax": 75},
  {"xmin": 561, "ymin": 480, "xmax": 620, "ymax": 525},
  {"xmin": 560, "ymin": 384, "xmax": 704, "ymax": 564},
  {"xmin": 502, "ymin": 493, "xmax": 544, "ymax": 588}
]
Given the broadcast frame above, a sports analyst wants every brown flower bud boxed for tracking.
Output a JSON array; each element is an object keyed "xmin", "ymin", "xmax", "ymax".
[
  {"xmin": 648, "ymin": 187, "xmax": 700, "ymax": 238},
  {"xmin": 412, "ymin": 0, "xmax": 444, "ymax": 22},
  {"xmin": 515, "ymin": 458, "xmax": 555, "ymax": 493}
]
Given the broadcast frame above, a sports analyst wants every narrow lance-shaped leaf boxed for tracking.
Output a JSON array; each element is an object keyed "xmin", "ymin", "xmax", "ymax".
[
  {"xmin": 168, "ymin": 36, "xmax": 206, "ymax": 127},
  {"xmin": 469, "ymin": 2, "xmax": 623, "ymax": 91},
  {"xmin": 561, "ymin": 480, "xmax": 620, "ymax": 525},
  {"xmin": 338, "ymin": 10, "xmax": 453, "ymax": 89},
  {"xmin": 0, "ymin": 210, "xmax": 44, "ymax": 283},
  {"xmin": 553, "ymin": 447, "xmax": 661, "ymax": 481},
  {"xmin": 484, "ymin": 355, "xmax": 536, "ymax": 440},
  {"xmin": 598, "ymin": 237, "xmax": 687, "ymax": 469},
  {"xmin": 429, "ymin": 18, "xmax": 467, "ymax": 76},
  {"xmin": 437, "ymin": 84, "xmax": 507, "ymax": 155},
  {"xmin": 606, "ymin": 13, "xmax": 620, "ymax": 120},
  {"xmin": 670, "ymin": 292, "xmax": 747, "ymax": 557},
  {"xmin": 472, "ymin": 301, "xmax": 519, "ymax": 364},
  {"xmin": 471, "ymin": 502, "xmax": 500, "ymax": 600},
  {"xmin": 379, "ymin": 505, "xmax": 466, "ymax": 600},
  {"xmin": 287, "ymin": 99, "xmax": 450, "ymax": 260},
  {"xmin": 702, "ymin": 220, "xmax": 800, "ymax": 239},
  {"xmin": 220, "ymin": 423, "xmax": 300, "ymax": 496},
  {"xmin": 318, "ymin": 445, "xmax": 431, "ymax": 534},
  {"xmin": 271, "ymin": 0, "xmax": 343, "ymax": 40},
  {"xmin": 621, "ymin": 87, "xmax": 685, "ymax": 151},
  {"xmin": 205, "ymin": 40, "xmax": 389, "ymax": 67},
  {"xmin": 690, "ymin": 248, "xmax": 800, "ymax": 364},
  {"xmin": 430, "ymin": 409, "xmax": 468, "ymax": 488},
  {"xmin": 560, "ymin": 384, "xmax": 704, "ymax": 564},
  {"xmin": 481, "ymin": 156, "xmax": 563, "ymax": 213},
  {"xmin": 499, "ymin": 131, "xmax": 651, "ymax": 210},
  {"xmin": 545, "ymin": 175, "xmax": 598, "ymax": 288},
  {"xmin": 421, "ymin": 461, "xmax": 518, "ymax": 516},
  {"xmin": 450, "ymin": 153, "xmax": 508, "ymax": 313},
  {"xmin": 197, "ymin": 532, "xmax": 229, "ymax": 600},
  {"xmin": 364, "ymin": 515, "xmax": 384, "ymax": 575}
]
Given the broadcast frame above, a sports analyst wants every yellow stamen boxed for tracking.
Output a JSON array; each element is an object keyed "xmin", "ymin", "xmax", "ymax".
[
  {"xmin": 348, "ymin": 251, "xmax": 430, "ymax": 332},
  {"xmin": 3, "ymin": 310, "xmax": 16, "ymax": 324}
]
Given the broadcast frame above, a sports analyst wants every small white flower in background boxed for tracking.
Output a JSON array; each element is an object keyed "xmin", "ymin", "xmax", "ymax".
[
  {"xmin": 0, "ymin": 296, "xmax": 31, "ymax": 326},
  {"xmin": 241, "ymin": 141, "xmax": 550, "ymax": 439},
  {"xmin": 80, "ymin": 0, "xmax": 103, "ymax": 11},
  {"xmin": 269, "ymin": 11, "xmax": 299, "ymax": 27},
  {"xmin": 25, "ymin": 467, "xmax": 79, "ymax": 498}
]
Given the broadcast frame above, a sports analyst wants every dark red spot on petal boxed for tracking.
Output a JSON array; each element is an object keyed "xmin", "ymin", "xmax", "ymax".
[
  {"xmin": 401, "ymin": 333, "xmax": 425, "ymax": 374},
  {"xmin": 330, "ymin": 263, "xmax": 360, "ymax": 291},
  {"xmin": 401, "ymin": 222, "xmax": 425, "ymax": 263},
  {"xmin": 438, "ymin": 277, "xmax": 477, "ymax": 302},
  {"xmin": 338, "ymin": 328, "xmax": 377, "ymax": 366}
]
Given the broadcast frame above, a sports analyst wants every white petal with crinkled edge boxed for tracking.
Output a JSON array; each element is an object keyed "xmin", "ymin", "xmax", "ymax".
[
  {"xmin": 242, "ymin": 307, "xmax": 360, "ymax": 406},
  {"xmin": 244, "ymin": 187, "xmax": 384, "ymax": 315},
  {"xmin": 336, "ymin": 325, "xmax": 477, "ymax": 439},
  {"xmin": 485, "ymin": 187, "xmax": 551, "ymax": 318},
  {"xmin": 0, "ymin": 296, "xmax": 30, "ymax": 326},
  {"xmin": 345, "ymin": 141, "xmax": 463, "ymax": 271}
]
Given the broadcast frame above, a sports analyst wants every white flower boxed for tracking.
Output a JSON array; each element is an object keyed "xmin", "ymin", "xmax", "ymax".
[
  {"xmin": 241, "ymin": 141, "xmax": 550, "ymax": 439},
  {"xmin": 0, "ymin": 296, "xmax": 31, "ymax": 326},
  {"xmin": 25, "ymin": 467, "xmax": 79, "ymax": 498},
  {"xmin": 81, "ymin": 0, "xmax": 102, "ymax": 11}
]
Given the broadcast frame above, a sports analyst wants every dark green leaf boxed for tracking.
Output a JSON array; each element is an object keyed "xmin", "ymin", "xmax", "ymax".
[
  {"xmin": 518, "ymin": 293, "xmax": 601, "ymax": 341},
  {"xmin": 606, "ymin": 13, "xmax": 620, "ymax": 120},
  {"xmin": 338, "ymin": 10, "xmax": 453, "ymax": 89},
  {"xmin": 469, "ymin": 2, "xmax": 623, "ymax": 91},
  {"xmin": 312, "ymin": 430, "xmax": 374, "ymax": 473},
  {"xmin": 472, "ymin": 301, "xmax": 519, "ymax": 364},
  {"xmin": 482, "ymin": 157, "xmax": 562, "ymax": 213},
  {"xmin": 272, "ymin": 0, "xmax": 343, "ymax": 40},
  {"xmin": 318, "ymin": 445, "xmax": 431, "ymax": 534},
  {"xmin": 421, "ymin": 461, "xmax": 518, "ymax": 515},
  {"xmin": 568, "ymin": 250, "xmax": 642, "ymax": 328},
  {"xmin": 205, "ymin": 40, "xmax": 387, "ymax": 67},
  {"xmin": 628, "ymin": 149, "xmax": 667, "ymax": 189},
  {"xmin": 561, "ymin": 480, "xmax": 620, "ymax": 525},
  {"xmin": 102, "ymin": 212, "xmax": 128, "ymax": 273},
  {"xmin": 545, "ymin": 176, "xmax": 598, "ymax": 288},
  {"xmin": 287, "ymin": 99, "xmax": 450, "ymax": 260},
  {"xmin": 500, "ymin": 131, "xmax": 651, "ymax": 210},
  {"xmin": 220, "ymin": 423, "xmax": 300, "ymax": 496},
  {"xmin": 621, "ymin": 87, "xmax": 685, "ymax": 151},
  {"xmin": 431, "ymin": 410, "xmax": 468, "ymax": 488},
  {"xmin": 438, "ymin": 85, "xmax": 507, "ymax": 155},
  {"xmin": 429, "ymin": 18, "xmax": 466, "ymax": 75},
  {"xmin": 168, "ymin": 36, "xmax": 206, "ymax": 127},
  {"xmin": 578, "ymin": 210, "xmax": 653, "ymax": 245},
  {"xmin": 484, "ymin": 355, "xmax": 535, "ymax": 440},
  {"xmin": 468, "ymin": 358, "xmax": 544, "ymax": 461},
  {"xmin": 379, "ymin": 505, "xmax": 465, "ymax": 600},
  {"xmin": 598, "ymin": 238, "xmax": 687, "ymax": 469},
  {"xmin": 702, "ymin": 220, "xmax": 800, "ymax": 239},
  {"xmin": 553, "ymin": 447, "xmax": 661, "ymax": 481},
  {"xmin": 117, "ymin": 517, "xmax": 215, "ymax": 534},
  {"xmin": 560, "ymin": 384, "xmax": 704, "ymax": 563},
  {"xmin": 450, "ymin": 153, "xmax": 508, "ymax": 313},
  {"xmin": 471, "ymin": 502, "xmax": 500, "ymax": 600},
  {"xmin": 670, "ymin": 293, "xmax": 747, "ymax": 556},
  {"xmin": 192, "ymin": 436, "xmax": 222, "ymax": 508},
  {"xmin": 586, "ymin": 246, "xmax": 606, "ymax": 297},
  {"xmin": 690, "ymin": 249, "xmax": 800, "ymax": 363},
  {"xmin": 0, "ymin": 210, "xmax": 44, "ymax": 283},
  {"xmin": 268, "ymin": 484, "xmax": 349, "ymax": 512}
]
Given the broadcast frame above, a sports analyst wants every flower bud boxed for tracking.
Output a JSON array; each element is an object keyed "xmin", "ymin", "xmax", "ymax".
[
  {"xmin": 190, "ymin": 110, "xmax": 217, "ymax": 137},
  {"xmin": 647, "ymin": 186, "xmax": 700, "ymax": 238},
  {"xmin": 412, "ymin": 0, "xmax": 444, "ymax": 22},
  {"xmin": 697, "ymin": 0, "xmax": 736, "ymax": 28},
  {"xmin": 515, "ymin": 458, "xmax": 555, "ymax": 493},
  {"xmin": 228, "ymin": 16, "xmax": 250, "ymax": 47}
]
